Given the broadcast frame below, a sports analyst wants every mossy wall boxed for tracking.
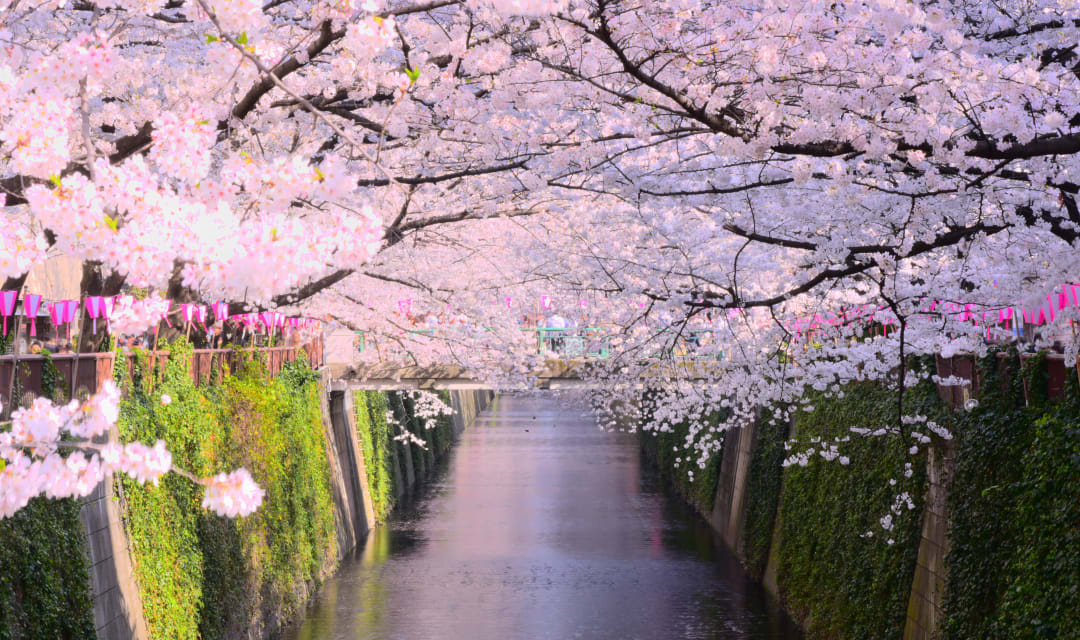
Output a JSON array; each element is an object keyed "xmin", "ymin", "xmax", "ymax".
[
  {"xmin": 649, "ymin": 351, "xmax": 1080, "ymax": 640},
  {"xmin": 353, "ymin": 390, "xmax": 398, "ymax": 521},
  {"xmin": 772, "ymin": 378, "xmax": 939, "ymax": 640},
  {"xmin": 114, "ymin": 341, "xmax": 338, "ymax": 640},
  {"xmin": 352, "ymin": 389, "xmax": 464, "ymax": 524},
  {"xmin": 1, "ymin": 345, "xmax": 491, "ymax": 640},
  {"xmin": 941, "ymin": 351, "xmax": 1080, "ymax": 640},
  {"xmin": 0, "ymin": 498, "xmax": 96, "ymax": 640}
]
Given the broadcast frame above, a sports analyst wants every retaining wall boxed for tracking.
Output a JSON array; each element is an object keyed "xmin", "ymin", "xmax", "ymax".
[
  {"xmin": 644, "ymin": 353, "xmax": 1070, "ymax": 640},
  {"xmin": 79, "ymin": 379, "xmax": 492, "ymax": 640}
]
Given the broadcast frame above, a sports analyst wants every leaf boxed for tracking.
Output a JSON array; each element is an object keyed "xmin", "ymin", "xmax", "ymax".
[
  {"xmin": 236, "ymin": 32, "xmax": 248, "ymax": 45},
  {"xmin": 205, "ymin": 34, "xmax": 219, "ymax": 43},
  {"xmin": 103, "ymin": 215, "xmax": 118, "ymax": 232},
  {"xmin": 49, "ymin": 175, "xmax": 62, "ymax": 187},
  {"xmin": 405, "ymin": 66, "xmax": 421, "ymax": 85},
  {"xmin": 313, "ymin": 167, "xmax": 325, "ymax": 182}
]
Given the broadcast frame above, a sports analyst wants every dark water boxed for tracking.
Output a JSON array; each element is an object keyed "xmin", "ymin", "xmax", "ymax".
[{"xmin": 279, "ymin": 393, "xmax": 803, "ymax": 640}]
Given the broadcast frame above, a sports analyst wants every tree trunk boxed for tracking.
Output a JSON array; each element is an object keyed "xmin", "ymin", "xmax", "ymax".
[{"xmin": 76, "ymin": 262, "xmax": 126, "ymax": 353}]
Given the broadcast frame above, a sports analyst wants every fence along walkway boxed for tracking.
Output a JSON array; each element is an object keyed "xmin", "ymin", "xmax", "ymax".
[{"xmin": 0, "ymin": 336, "xmax": 324, "ymax": 407}]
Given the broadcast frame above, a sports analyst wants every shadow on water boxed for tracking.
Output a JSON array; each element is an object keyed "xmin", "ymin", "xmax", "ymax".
[{"xmin": 277, "ymin": 393, "xmax": 803, "ymax": 640}]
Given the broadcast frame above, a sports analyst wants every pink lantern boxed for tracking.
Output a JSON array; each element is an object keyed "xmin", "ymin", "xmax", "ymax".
[
  {"xmin": 0, "ymin": 291, "xmax": 18, "ymax": 335},
  {"xmin": 398, "ymin": 299, "xmax": 412, "ymax": 316},
  {"xmin": 103, "ymin": 297, "xmax": 115, "ymax": 329},
  {"xmin": 179, "ymin": 303, "xmax": 195, "ymax": 325},
  {"xmin": 578, "ymin": 299, "xmax": 587, "ymax": 309},
  {"xmin": 540, "ymin": 295, "xmax": 551, "ymax": 309},
  {"xmin": 504, "ymin": 296, "xmax": 512, "ymax": 309},
  {"xmin": 62, "ymin": 300, "xmax": 79, "ymax": 324},
  {"xmin": 193, "ymin": 305, "xmax": 207, "ymax": 327},
  {"xmin": 259, "ymin": 311, "xmax": 275, "ymax": 333},
  {"xmin": 48, "ymin": 302, "xmax": 64, "ymax": 329},
  {"xmin": 62, "ymin": 300, "xmax": 79, "ymax": 339},
  {"xmin": 159, "ymin": 299, "xmax": 172, "ymax": 327},
  {"xmin": 23, "ymin": 294, "xmax": 42, "ymax": 337},
  {"xmin": 212, "ymin": 301, "xmax": 229, "ymax": 322}
]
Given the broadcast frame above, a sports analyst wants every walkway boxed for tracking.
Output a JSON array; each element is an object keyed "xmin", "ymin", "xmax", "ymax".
[{"xmin": 280, "ymin": 393, "xmax": 802, "ymax": 640}]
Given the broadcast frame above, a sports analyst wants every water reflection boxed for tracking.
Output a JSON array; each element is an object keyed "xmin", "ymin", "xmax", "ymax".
[{"xmin": 279, "ymin": 394, "xmax": 802, "ymax": 640}]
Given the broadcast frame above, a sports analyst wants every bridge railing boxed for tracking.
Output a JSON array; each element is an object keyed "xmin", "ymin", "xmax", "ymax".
[{"xmin": 350, "ymin": 327, "xmax": 735, "ymax": 360}]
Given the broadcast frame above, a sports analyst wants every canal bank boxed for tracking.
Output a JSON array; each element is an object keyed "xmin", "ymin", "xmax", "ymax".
[
  {"xmin": 279, "ymin": 393, "xmax": 802, "ymax": 640},
  {"xmin": 0, "ymin": 341, "xmax": 493, "ymax": 640},
  {"xmin": 636, "ymin": 352, "xmax": 1080, "ymax": 640}
]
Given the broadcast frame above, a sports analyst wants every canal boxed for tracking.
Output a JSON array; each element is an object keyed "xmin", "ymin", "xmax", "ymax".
[{"xmin": 279, "ymin": 393, "xmax": 803, "ymax": 640}]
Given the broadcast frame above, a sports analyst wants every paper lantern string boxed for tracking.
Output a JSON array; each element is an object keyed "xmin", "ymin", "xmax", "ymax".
[
  {"xmin": 0, "ymin": 290, "xmax": 17, "ymax": 336},
  {"xmin": 212, "ymin": 302, "xmax": 229, "ymax": 322}
]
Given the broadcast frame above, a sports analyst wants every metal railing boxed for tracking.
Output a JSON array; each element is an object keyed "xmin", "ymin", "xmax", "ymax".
[{"xmin": 351, "ymin": 327, "xmax": 734, "ymax": 360}]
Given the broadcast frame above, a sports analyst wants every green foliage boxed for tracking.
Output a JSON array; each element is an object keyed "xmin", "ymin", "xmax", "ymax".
[
  {"xmin": 942, "ymin": 350, "xmax": 1080, "ymax": 640},
  {"xmin": 399, "ymin": 392, "xmax": 431, "ymax": 475},
  {"xmin": 116, "ymin": 339, "xmax": 337, "ymax": 640},
  {"xmin": 353, "ymin": 390, "xmax": 397, "ymax": 520},
  {"xmin": 0, "ymin": 498, "xmax": 96, "ymax": 640},
  {"xmin": 775, "ymin": 372, "xmax": 941, "ymax": 640},
  {"xmin": 431, "ymin": 390, "xmax": 455, "ymax": 456},
  {"xmin": 741, "ymin": 405, "xmax": 788, "ymax": 579},
  {"xmin": 353, "ymin": 389, "xmax": 458, "ymax": 523},
  {"xmin": 40, "ymin": 351, "xmax": 65, "ymax": 402}
]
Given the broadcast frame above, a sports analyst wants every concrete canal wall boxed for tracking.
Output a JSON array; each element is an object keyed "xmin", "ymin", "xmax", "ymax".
[
  {"xmin": 639, "ymin": 353, "xmax": 1078, "ymax": 640},
  {"xmin": 0, "ymin": 352, "xmax": 493, "ymax": 640}
]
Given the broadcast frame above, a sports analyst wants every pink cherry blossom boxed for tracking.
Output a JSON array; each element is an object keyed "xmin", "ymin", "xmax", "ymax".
[{"xmin": 201, "ymin": 468, "xmax": 264, "ymax": 517}]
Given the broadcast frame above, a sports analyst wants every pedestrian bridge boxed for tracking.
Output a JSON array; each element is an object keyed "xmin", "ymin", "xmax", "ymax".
[{"xmin": 329, "ymin": 358, "xmax": 729, "ymax": 390}]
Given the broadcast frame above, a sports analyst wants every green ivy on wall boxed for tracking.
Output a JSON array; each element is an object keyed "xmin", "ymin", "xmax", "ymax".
[
  {"xmin": 39, "ymin": 351, "xmax": 65, "ymax": 402},
  {"xmin": 116, "ymin": 340, "xmax": 337, "ymax": 640},
  {"xmin": 775, "ymin": 368, "xmax": 942, "ymax": 640},
  {"xmin": 0, "ymin": 497, "xmax": 96, "ymax": 640},
  {"xmin": 942, "ymin": 350, "xmax": 1080, "ymax": 640},
  {"xmin": 431, "ymin": 390, "xmax": 455, "ymax": 456},
  {"xmin": 353, "ymin": 390, "xmax": 398, "ymax": 521},
  {"xmin": 386, "ymin": 392, "xmax": 423, "ymax": 481},
  {"xmin": 741, "ymin": 405, "xmax": 788, "ymax": 580}
]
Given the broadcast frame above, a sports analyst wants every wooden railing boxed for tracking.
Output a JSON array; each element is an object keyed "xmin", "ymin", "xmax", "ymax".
[
  {"xmin": 935, "ymin": 351, "xmax": 1071, "ymax": 408},
  {"xmin": 0, "ymin": 335, "xmax": 324, "ymax": 406}
]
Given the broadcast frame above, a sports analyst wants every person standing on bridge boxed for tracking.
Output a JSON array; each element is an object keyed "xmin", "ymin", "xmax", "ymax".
[{"xmin": 546, "ymin": 313, "xmax": 568, "ymax": 352}]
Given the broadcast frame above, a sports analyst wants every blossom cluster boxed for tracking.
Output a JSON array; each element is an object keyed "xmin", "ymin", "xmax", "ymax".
[
  {"xmin": 109, "ymin": 294, "xmax": 171, "ymax": 337},
  {"xmin": 407, "ymin": 390, "xmax": 454, "ymax": 430},
  {"xmin": 0, "ymin": 214, "xmax": 47, "ymax": 282},
  {"xmin": 201, "ymin": 468, "xmax": 264, "ymax": 517},
  {"xmin": 150, "ymin": 106, "xmax": 215, "ymax": 183},
  {"xmin": 0, "ymin": 382, "xmax": 263, "ymax": 519}
]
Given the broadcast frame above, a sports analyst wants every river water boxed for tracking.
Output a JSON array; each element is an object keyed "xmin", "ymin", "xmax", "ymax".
[{"xmin": 279, "ymin": 393, "xmax": 803, "ymax": 640}]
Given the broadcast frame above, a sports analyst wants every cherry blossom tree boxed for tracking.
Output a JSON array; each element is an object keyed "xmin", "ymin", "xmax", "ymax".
[{"xmin": 3, "ymin": 0, "xmax": 1080, "ymax": 519}]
